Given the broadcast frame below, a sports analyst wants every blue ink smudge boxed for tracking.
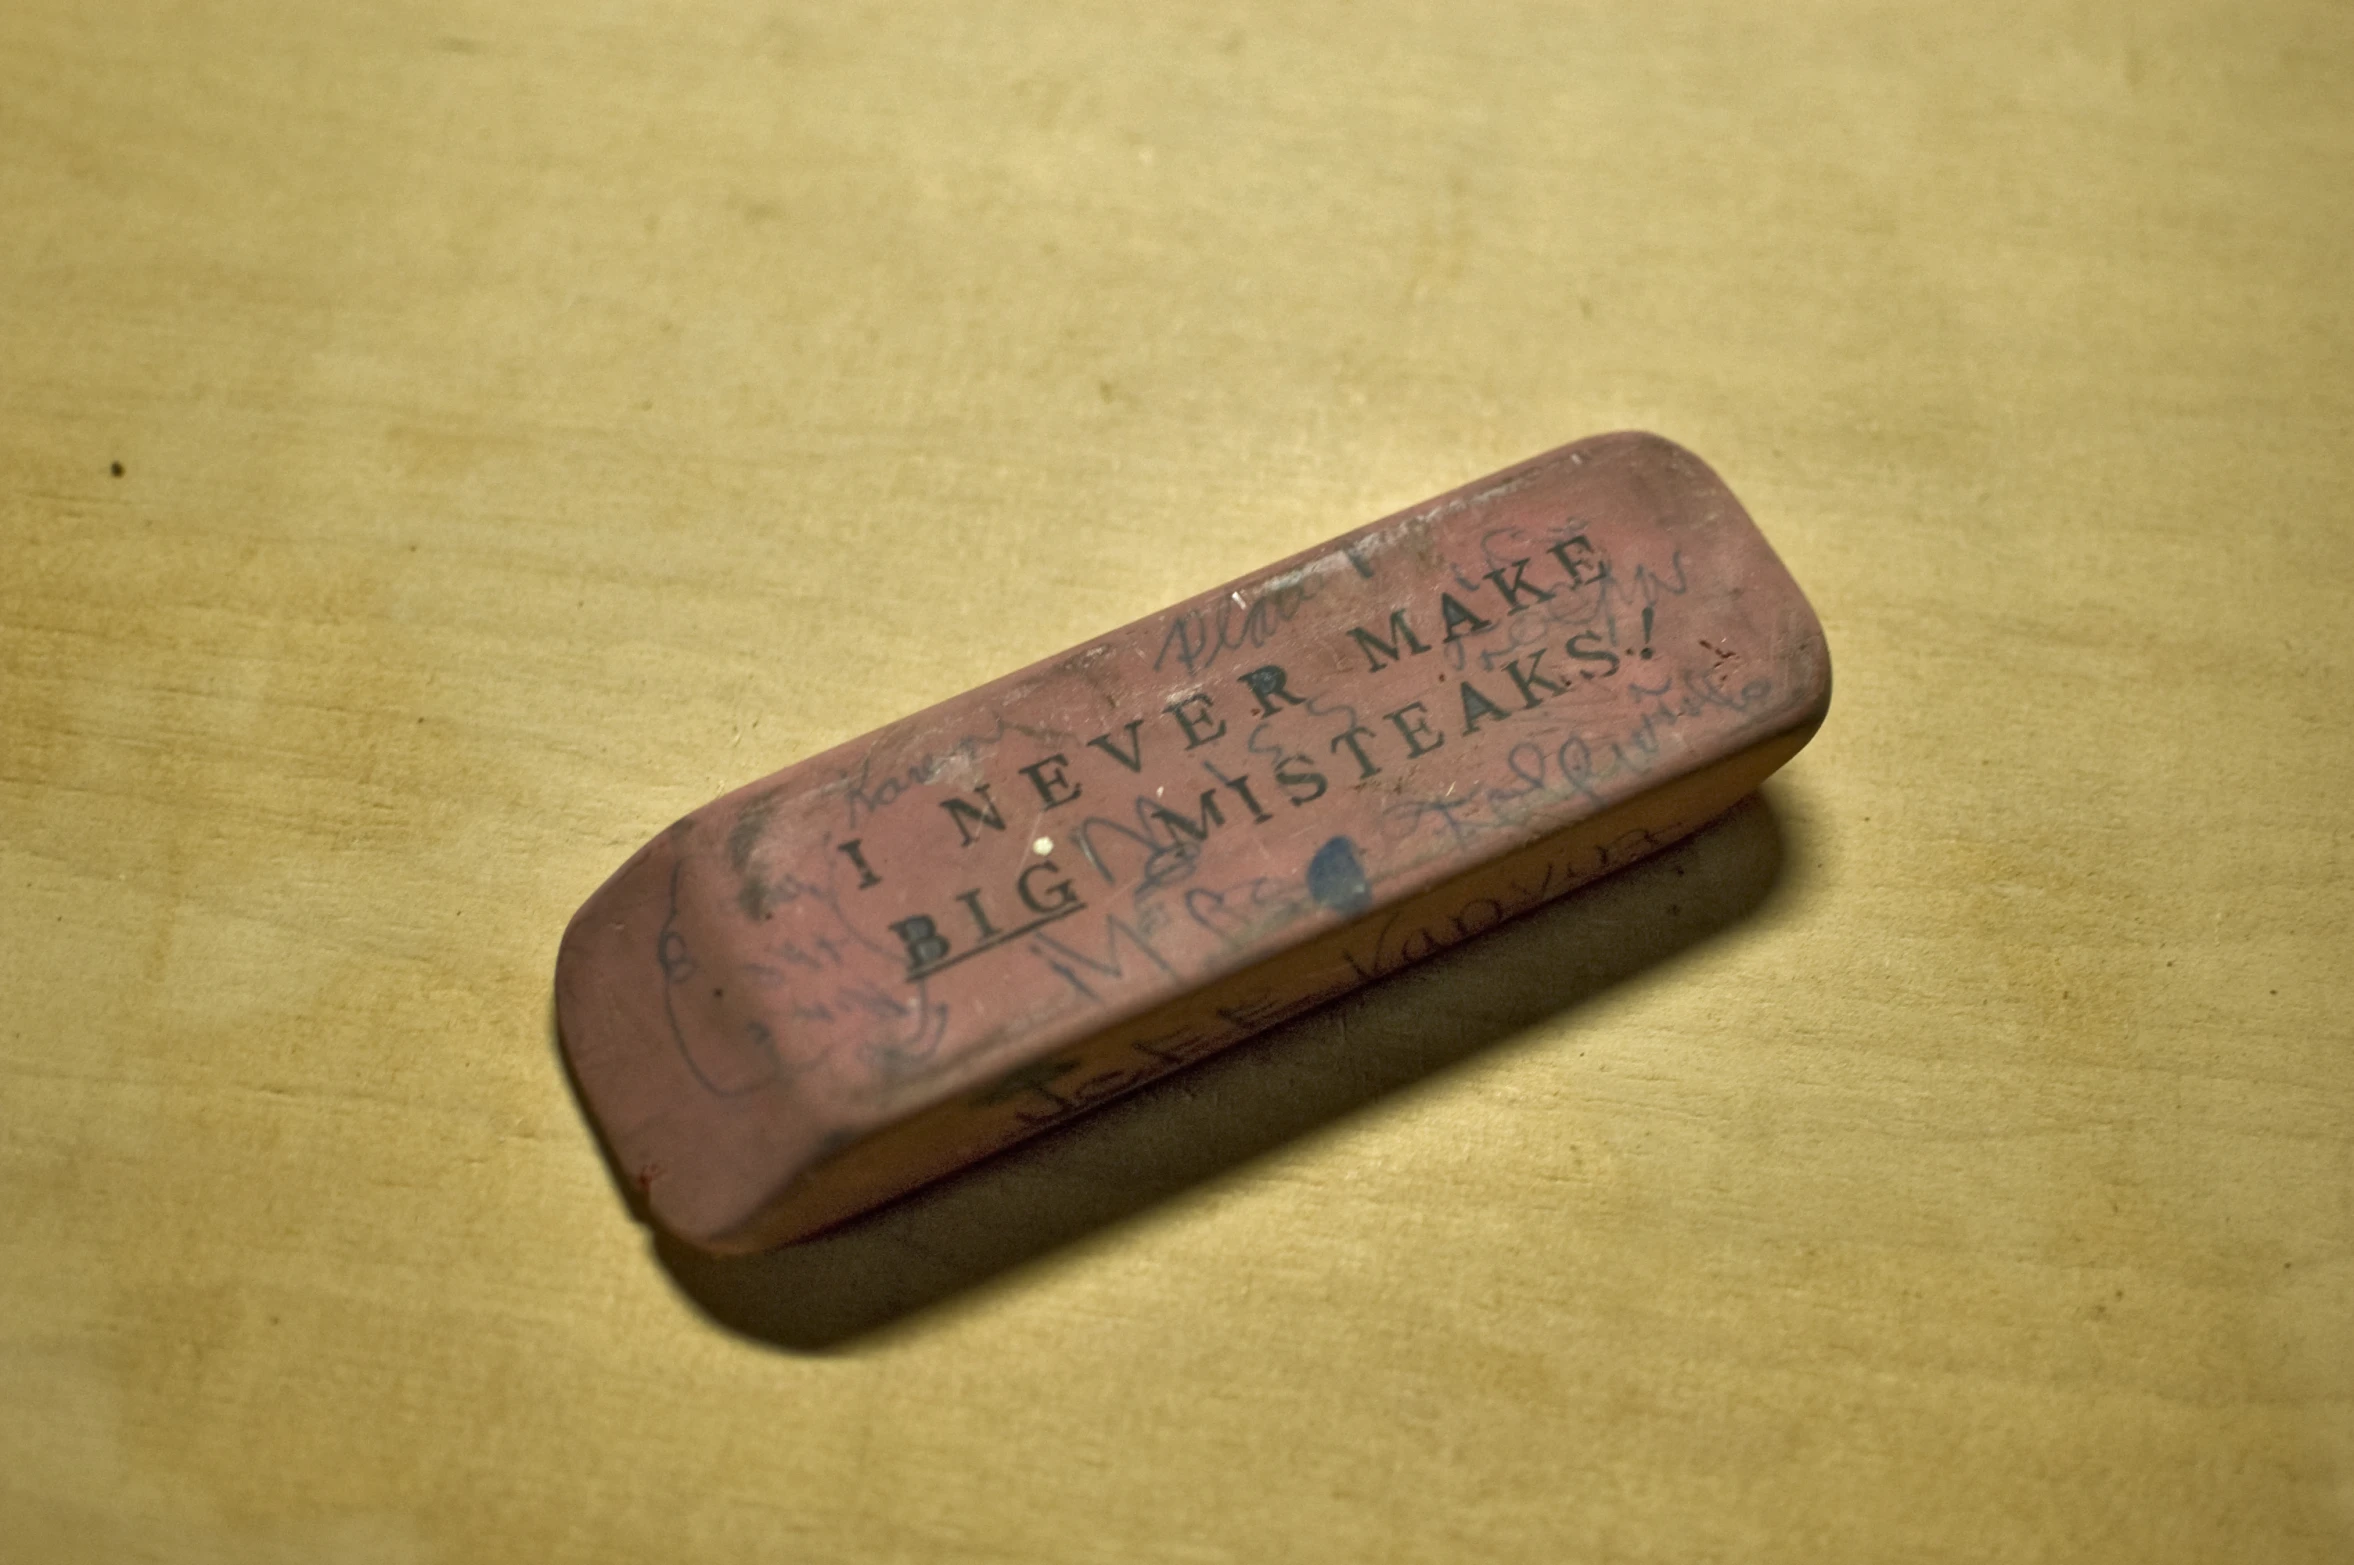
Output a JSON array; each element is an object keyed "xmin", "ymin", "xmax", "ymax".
[{"xmin": 1307, "ymin": 836, "xmax": 1372, "ymax": 918}]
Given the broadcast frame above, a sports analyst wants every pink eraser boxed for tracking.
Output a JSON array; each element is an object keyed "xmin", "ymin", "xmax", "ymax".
[{"xmin": 556, "ymin": 433, "xmax": 1830, "ymax": 1252}]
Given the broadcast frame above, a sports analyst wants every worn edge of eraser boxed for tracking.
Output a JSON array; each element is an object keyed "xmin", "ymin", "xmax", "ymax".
[{"xmin": 555, "ymin": 431, "xmax": 1831, "ymax": 1253}]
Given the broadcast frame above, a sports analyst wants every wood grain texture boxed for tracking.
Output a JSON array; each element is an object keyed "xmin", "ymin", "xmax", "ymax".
[{"xmin": 3, "ymin": 2, "xmax": 2348, "ymax": 1561}]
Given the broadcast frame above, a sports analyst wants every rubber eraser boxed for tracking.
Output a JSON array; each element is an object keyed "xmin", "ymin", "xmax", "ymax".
[{"xmin": 555, "ymin": 432, "xmax": 1830, "ymax": 1252}]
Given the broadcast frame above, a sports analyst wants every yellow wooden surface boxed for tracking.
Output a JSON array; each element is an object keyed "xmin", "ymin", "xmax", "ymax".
[{"xmin": 5, "ymin": 3, "xmax": 2349, "ymax": 1560}]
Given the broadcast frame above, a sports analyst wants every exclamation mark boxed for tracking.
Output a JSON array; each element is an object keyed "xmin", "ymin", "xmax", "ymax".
[{"xmin": 1639, "ymin": 605, "xmax": 1655, "ymax": 659}]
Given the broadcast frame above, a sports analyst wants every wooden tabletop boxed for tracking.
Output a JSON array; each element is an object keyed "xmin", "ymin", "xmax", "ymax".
[{"xmin": 5, "ymin": 4, "xmax": 2348, "ymax": 1560}]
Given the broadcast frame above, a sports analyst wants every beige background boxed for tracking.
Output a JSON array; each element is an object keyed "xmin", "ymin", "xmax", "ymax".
[{"xmin": 5, "ymin": 2, "xmax": 2350, "ymax": 1560}]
